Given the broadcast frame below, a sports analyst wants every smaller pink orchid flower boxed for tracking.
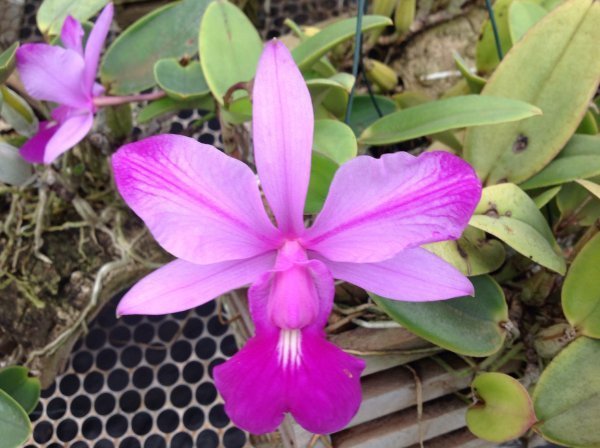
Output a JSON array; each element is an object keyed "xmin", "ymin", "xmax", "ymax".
[
  {"xmin": 16, "ymin": 3, "xmax": 114, "ymax": 164},
  {"xmin": 112, "ymin": 41, "xmax": 481, "ymax": 434}
]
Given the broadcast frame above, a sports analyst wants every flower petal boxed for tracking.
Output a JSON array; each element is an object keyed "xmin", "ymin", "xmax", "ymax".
[
  {"xmin": 214, "ymin": 327, "xmax": 364, "ymax": 435},
  {"xmin": 16, "ymin": 44, "xmax": 89, "ymax": 108},
  {"xmin": 44, "ymin": 111, "xmax": 94, "ymax": 163},
  {"xmin": 251, "ymin": 253, "xmax": 334, "ymax": 331},
  {"xmin": 19, "ymin": 121, "xmax": 58, "ymax": 163},
  {"xmin": 116, "ymin": 252, "xmax": 276, "ymax": 316},
  {"xmin": 83, "ymin": 2, "xmax": 113, "ymax": 92},
  {"xmin": 316, "ymin": 247, "xmax": 474, "ymax": 301},
  {"xmin": 303, "ymin": 151, "xmax": 482, "ymax": 263},
  {"xmin": 61, "ymin": 16, "xmax": 84, "ymax": 55},
  {"xmin": 112, "ymin": 135, "xmax": 281, "ymax": 264},
  {"xmin": 253, "ymin": 40, "xmax": 313, "ymax": 237}
]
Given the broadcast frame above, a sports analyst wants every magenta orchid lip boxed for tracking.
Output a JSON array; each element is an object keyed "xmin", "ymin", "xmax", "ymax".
[{"xmin": 110, "ymin": 40, "xmax": 481, "ymax": 434}]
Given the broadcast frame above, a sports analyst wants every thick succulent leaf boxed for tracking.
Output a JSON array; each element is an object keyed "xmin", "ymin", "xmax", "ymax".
[
  {"xmin": 292, "ymin": 15, "xmax": 392, "ymax": 71},
  {"xmin": 36, "ymin": 0, "xmax": 109, "ymax": 36},
  {"xmin": 0, "ymin": 142, "xmax": 32, "ymax": 186},
  {"xmin": 347, "ymin": 94, "xmax": 396, "ymax": 136},
  {"xmin": 359, "ymin": 95, "xmax": 540, "ymax": 146},
  {"xmin": 101, "ymin": 0, "xmax": 212, "ymax": 94},
  {"xmin": 470, "ymin": 184, "xmax": 565, "ymax": 274},
  {"xmin": 467, "ymin": 373, "xmax": 536, "ymax": 443},
  {"xmin": 0, "ymin": 42, "xmax": 19, "ymax": 84},
  {"xmin": 0, "ymin": 389, "xmax": 31, "ymax": 447},
  {"xmin": 508, "ymin": 0, "xmax": 548, "ymax": 43},
  {"xmin": 533, "ymin": 337, "xmax": 600, "ymax": 447},
  {"xmin": 372, "ymin": 275, "xmax": 508, "ymax": 357},
  {"xmin": 154, "ymin": 59, "xmax": 209, "ymax": 100},
  {"xmin": 0, "ymin": 366, "xmax": 41, "ymax": 414},
  {"xmin": 475, "ymin": 0, "xmax": 514, "ymax": 75},
  {"xmin": 465, "ymin": 0, "xmax": 600, "ymax": 185},
  {"xmin": 199, "ymin": 0, "xmax": 261, "ymax": 105},
  {"xmin": 562, "ymin": 233, "xmax": 600, "ymax": 338},
  {"xmin": 424, "ymin": 226, "xmax": 506, "ymax": 276}
]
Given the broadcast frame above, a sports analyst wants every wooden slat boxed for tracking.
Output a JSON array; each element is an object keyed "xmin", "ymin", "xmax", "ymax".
[{"xmin": 332, "ymin": 395, "xmax": 468, "ymax": 448}]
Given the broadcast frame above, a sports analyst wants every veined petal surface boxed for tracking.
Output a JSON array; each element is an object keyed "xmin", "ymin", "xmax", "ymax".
[
  {"xmin": 303, "ymin": 151, "xmax": 481, "ymax": 263},
  {"xmin": 253, "ymin": 40, "xmax": 313, "ymax": 237},
  {"xmin": 112, "ymin": 135, "xmax": 281, "ymax": 264},
  {"xmin": 84, "ymin": 3, "xmax": 113, "ymax": 92},
  {"xmin": 61, "ymin": 16, "xmax": 84, "ymax": 55},
  {"xmin": 214, "ymin": 327, "xmax": 364, "ymax": 435},
  {"xmin": 16, "ymin": 44, "xmax": 88, "ymax": 108},
  {"xmin": 44, "ymin": 111, "xmax": 94, "ymax": 163},
  {"xmin": 116, "ymin": 252, "xmax": 276, "ymax": 316},
  {"xmin": 316, "ymin": 247, "xmax": 474, "ymax": 301},
  {"xmin": 19, "ymin": 121, "xmax": 58, "ymax": 163}
]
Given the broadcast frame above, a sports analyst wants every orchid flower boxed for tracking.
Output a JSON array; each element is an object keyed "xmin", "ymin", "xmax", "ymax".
[
  {"xmin": 112, "ymin": 40, "xmax": 481, "ymax": 434},
  {"xmin": 15, "ymin": 3, "xmax": 114, "ymax": 164}
]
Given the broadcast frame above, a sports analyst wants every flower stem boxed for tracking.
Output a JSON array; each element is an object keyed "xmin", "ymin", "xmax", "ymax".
[{"xmin": 93, "ymin": 91, "xmax": 166, "ymax": 107}]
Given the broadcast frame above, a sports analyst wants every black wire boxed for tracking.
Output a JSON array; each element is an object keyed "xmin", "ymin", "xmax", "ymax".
[{"xmin": 485, "ymin": 0, "xmax": 504, "ymax": 60}]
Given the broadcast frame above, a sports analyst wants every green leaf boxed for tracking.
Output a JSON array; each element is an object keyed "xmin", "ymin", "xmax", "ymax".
[
  {"xmin": 533, "ymin": 337, "xmax": 600, "ymax": 447},
  {"xmin": 0, "ymin": 389, "xmax": 31, "ymax": 447},
  {"xmin": 312, "ymin": 119, "xmax": 357, "ymax": 165},
  {"xmin": 154, "ymin": 59, "xmax": 209, "ymax": 101},
  {"xmin": 137, "ymin": 95, "xmax": 214, "ymax": 124},
  {"xmin": 576, "ymin": 110, "xmax": 599, "ymax": 135},
  {"xmin": 469, "ymin": 183, "xmax": 565, "ymax": 274},
  {"xmin": 0, "ymin": 42, "xmax": 19, "ymax": 85},
  {"xmin": 508, "ymin": 0, "xmax": 548, "ymax": 43},
  {"xmin": 307, "ymin": 74, "xmax": 354, "ymax": 119},
  {"xmin": 359, "ymin": 95, "xmax": 541, "ymax": 146},
  {"xmin": 562, "ymin": 234, "xmax": 600, "ymax": 338},
  {"xmin": 520, "ymin": 155, "xmax": 600, "ymax": 190},
  {"xmin": 101, "ymin": 0, "xmax": 212, "ymax": 94},
  {"xmin": 348, "ymin": 94, "xmax": 396, "ymax": 137},
  {"xmin": 305, "ymin": 120, "xmax": 357, "ymax": 214},
  {"xmin": 467, "ymin": 373, "xmax": 536, "ymax": 443},
  {"xmin": 475, "ymin": 0, "xmax": 514, "ymax": 75},
  {"xmin": 556, "ymin": 182, "xmax": 600, "ymax": 227},
  {"xmin": 424, "ymin": 226, "xmax": 506, "ymax": 276},
  {"xmin": 292, "ymin": 15, "xmax": 392, "ymax": 71},
  {"xmin": 372, "ymin": 276, "xmax": 508, "ymax": 356},
  {"xmin": 464, "ymin": 0, "xmax": 600, "ymax": 185},
  {"xmin": 199, "ymin": 0, "xmax": 262, "ymax": 105},
  {"xmin": 0, "ymin": 366, "xmax": 40, "ymax": 414},
  {"xmin": 306, "ymin": 152, "xmax": 338, "ymax": 215},
  {"xmin": 532, "ymin": 185, "xmax": 562, "ymax": 208},
  {"xmin": 576, "ymin": 179, "xmax": 600, "ymax": 200},
  {"xmin": 558, "ymin": 134, "xmax": 600, "ymax": 158},
  {"xmin": 392, "ymin": 91, "xmax": 463, "ymax": 151},
  {"xmin": 0, "ymin": 142, "xmax": 32, "ymax": 187},
  {"xmin": 36, "ymin": 0, "xmax": 109, "ymax": 36},
  {"xmin": 453, "ymin": 52, "xmax": 485, "ymax": 94},
  {"xmin": 0, "ymin": 86, "xmax": 38, "ymax": 137}
]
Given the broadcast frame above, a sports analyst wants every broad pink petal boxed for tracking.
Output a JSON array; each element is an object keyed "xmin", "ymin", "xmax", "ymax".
[
  {"xmin": 214, "ymin": 327, "xmax": 364, "ymax": 435},
  {"xmin": 61, "ymin": 16, "xmax": 84, "ymax": 55},
  {"xmin": 19, "ymin": 121, "xmax": 58, "ymax": 163},
  {"xmin": 303, "ymin": 151, "xmax": 482, "ymax": 263},
  {"xmin": 44, "ymin": 111, "xmax": 93, "ymax": 163},
  {"xmin": 116, "ymin": 252, "xmax": 276, "ymax": 316},
  {"xmin": 253, "ymin": 40, "xmax": 313, "ymax": 237},
  {"xmin": 112, "ymin": 135, "xmax": 281, "ymax": 264},
  {"xmin": 316, "ymin": 247, "xmax": 474, "ymax": 301},
  {"xmin": 16, "ymin": 44, "xmax": 89, "ymax": 109},
  {"xmin": 84, "ymin": 3, "xmax": 113, "ymax": 92}
]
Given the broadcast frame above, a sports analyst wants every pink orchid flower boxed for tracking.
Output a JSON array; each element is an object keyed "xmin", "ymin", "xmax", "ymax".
[
  {"xmin": 16, "ymin": 3, "xmax": 114, "ymax": 164},
  {"xmin": 112, "ymin": 41, "xmax": 481, "ymax": 434}
]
